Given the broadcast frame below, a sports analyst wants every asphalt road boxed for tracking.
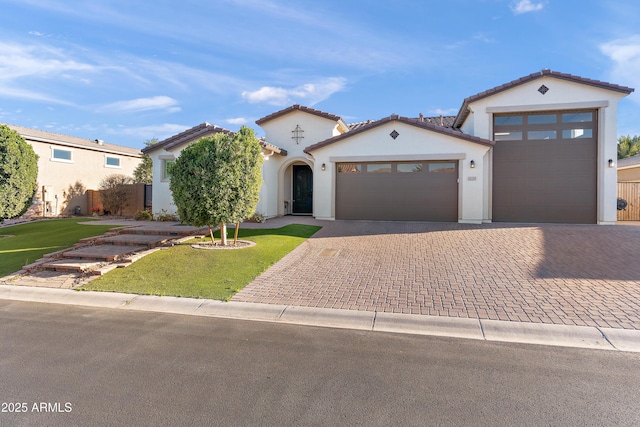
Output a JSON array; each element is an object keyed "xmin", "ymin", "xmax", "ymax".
[{"xmin": 1, "ymin": 300, "xmax": 639, "ymax": 427}]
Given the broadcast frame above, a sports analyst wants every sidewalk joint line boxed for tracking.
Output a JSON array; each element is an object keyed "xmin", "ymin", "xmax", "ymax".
[
  {"xmin": 277, "ymin": 305, "xmax": 289, "ymax": 320},
  {"xmin": 478, "ymin": 319, "xmax": 487, "ymax": 340},
  {"xmin": 595, "ymin": 326, "xmax": 618, "ymax": 350}
]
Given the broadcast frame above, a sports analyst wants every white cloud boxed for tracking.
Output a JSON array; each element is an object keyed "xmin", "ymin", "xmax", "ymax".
[
  {"xmin": 600, "ymin": 35, "xmax": 640, "ymax": 100},
  {"xmin": 510, "ymin": 0, "xmax": 545, "ymax": 14},
  {"xmin": 242, "ymin": 77, "xmax": 347, "ymax": 106},
  {"xmin": 100, "ymin": 96, "xmax": 180, "ymax": 113},
  {"xmin": 0, "ymin": 41, "xmax": 97, "ymax": 103},
  {"xmin": 473, "ymin": 33, "xmax": 496, "ymax": 44},
  {"xmin": 226, "ymin": 117, "xmax": 247, "ymax": 125},
  {"xmin": 0, "ymin": 42, "xmax": 95, "ymax": 80},
  {"xmin": 0, "ymin": 83, "xmax": 72, "ymax": 104},
  {"xmin": 108, "ymin": 123, "xmax": 191, "ymax": 141}
]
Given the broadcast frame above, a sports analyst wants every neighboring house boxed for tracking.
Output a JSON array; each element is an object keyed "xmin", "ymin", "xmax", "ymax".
[
  {"xmin": 5, "ymin": 124, "xmax": 142, "ymax": 216},
  {"xmin": 145, "ymin": 70, "xmax": 634, "ymax": 225},
  {"xmin": 617, "ymin": 154, "xmax": 640, "ymax": 182}
]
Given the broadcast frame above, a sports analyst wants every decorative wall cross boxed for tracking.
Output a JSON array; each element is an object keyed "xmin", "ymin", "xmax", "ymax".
[{"xmin": 292, "ymin": 125, "xmax": 304, "ymax": 144}]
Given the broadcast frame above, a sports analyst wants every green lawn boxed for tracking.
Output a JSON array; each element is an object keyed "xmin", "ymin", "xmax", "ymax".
[
  {"xmin": 82, "ymin": 224, "xmax": 321, "ymax": 300},
  {"xmin": 0, "ymin": 219, "xmax": 119, "ymax": 277}
]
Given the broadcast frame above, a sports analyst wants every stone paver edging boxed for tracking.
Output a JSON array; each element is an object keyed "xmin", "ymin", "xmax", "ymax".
[{"xmin": 1, "ymin": 284, "xmax": 639, "ymax": 353}]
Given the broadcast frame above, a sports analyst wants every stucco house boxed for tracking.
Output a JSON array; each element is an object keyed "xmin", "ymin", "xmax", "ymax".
[
  {"xmin": 145, "ymin": 70, "xmax": 634, "ymax": 225},
  {"xmin": 6, "ymin": 124, "xmax": 142, "ymax": 216},
  {"xmin": 617, "ymin": 154, "xmax": 640, "ymax": 182}
]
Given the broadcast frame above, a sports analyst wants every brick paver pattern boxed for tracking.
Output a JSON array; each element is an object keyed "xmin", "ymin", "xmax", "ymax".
[{"xmin": 233, "ymin": 221, "xmax": 640, "ymax": 330}]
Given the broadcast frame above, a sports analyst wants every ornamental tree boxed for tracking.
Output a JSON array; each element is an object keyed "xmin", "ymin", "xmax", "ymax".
[
  {"xmin": 169, "ymin": 126, "xmax": 264, "ymax": 245},
  {"xmin": 99, "ymin": 173, "xmax": 133, "ymax": 216},
  {"xmin": 133, "ymin": 138, "xmax": 157, "ymax": 184},
  {"xmin": 0, "ymin": 124, "xmax": 39, "ymax": 222}
]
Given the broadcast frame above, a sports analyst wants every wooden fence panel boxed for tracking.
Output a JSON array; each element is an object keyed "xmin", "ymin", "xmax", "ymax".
[
  {"xmin": 86, "ymin": 184, "xmax": 146, "ymax": 217},
  {"xmin": 617, "ymin": 182, "xmax": 640, "ymax": 221}
]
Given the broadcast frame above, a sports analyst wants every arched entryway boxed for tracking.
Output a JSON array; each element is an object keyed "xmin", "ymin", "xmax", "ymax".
[{"xmin": 279, "ymin": 159, "xmax": 313, "ymax": 216}]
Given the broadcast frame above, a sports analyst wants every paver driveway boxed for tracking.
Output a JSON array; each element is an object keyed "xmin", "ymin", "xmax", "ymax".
[{"xmin": 234, "ymin": 219, "xmax": 640, "ymax": 329}]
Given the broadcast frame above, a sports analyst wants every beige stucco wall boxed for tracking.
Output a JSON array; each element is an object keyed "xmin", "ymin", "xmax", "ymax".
[
  {"xmin": 618, "ymin": 167, "xmax": 640, "ymax": 182},
  {"xmin": 464, "ymin": 76, "xmax": 627, "ymax": 224},
  {"xmin": 29, "ymin": 141, "xmax": 141, "ymax": 216}
]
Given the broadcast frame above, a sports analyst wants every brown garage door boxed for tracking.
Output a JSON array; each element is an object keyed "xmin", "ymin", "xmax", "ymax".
[
  {"xmin": 493, "ymin": 110, "xmax": 597, "ymax": 224},
  {"xmin": 336, "ymin": 161, "xmax": 458, "ymax": 221}
]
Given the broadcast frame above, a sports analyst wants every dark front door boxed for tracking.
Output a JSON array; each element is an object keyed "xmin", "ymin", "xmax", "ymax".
[{"xmin": 293, "ymin": 165, "xmax": 313, "ymax": 214}]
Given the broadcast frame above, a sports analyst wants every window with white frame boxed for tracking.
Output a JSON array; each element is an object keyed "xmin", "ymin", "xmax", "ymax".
[
  {"xmin": 51, "ymin": 147, "xmax": 73, "ymax": 162},
  {"xmin": 162, "ymin": 159, "xmax": 175, "ymax": 180},
  {"xmin": 105, "ymin": 155, "xmax": 121, "ymax": 168}
]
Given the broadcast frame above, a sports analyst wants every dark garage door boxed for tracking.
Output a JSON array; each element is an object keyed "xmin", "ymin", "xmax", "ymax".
[
  {"xmin": 336, "ymin": 161, "xmax": 458, "ymax": 221},
  {"xmin": 492, "ymin": 110, "xmax": 597, "ymax": 224}
]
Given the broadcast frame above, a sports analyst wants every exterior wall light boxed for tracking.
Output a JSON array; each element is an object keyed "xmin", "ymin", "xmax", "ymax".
[
  {"xmin": 321, "ymin": 163, "xmax": 326, "ymax": 171},
  {"xmin": 609, "ymin": 159, "xmax": 615, "ymax": 168},
  {"xmin": 470, "ymin": 160, "xmax": 475, "ymax": 168}
]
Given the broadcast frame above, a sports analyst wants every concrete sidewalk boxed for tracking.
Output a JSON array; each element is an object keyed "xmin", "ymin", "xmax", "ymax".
[{"xmin": 1, "ymin": 284, "xmax": 639, "ymax": 353}]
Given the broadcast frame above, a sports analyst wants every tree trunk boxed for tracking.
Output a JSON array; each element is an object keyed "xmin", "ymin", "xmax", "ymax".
[
  {"xmin": 233, "ymin": 222, "xmax": 240, "ymax": 245},
  {"xmin": 207, "ymin": 224, "xmax": 215, "ymax": 243},
  {"xmin": 220, "ymin": 222, "xmax": 227, "ymax": 246}
]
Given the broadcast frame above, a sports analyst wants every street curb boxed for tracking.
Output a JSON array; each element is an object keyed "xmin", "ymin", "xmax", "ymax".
[
  {"xmin": 374, "ymin": 312, "xmax": 484, "ymax": 340},
  {"xmin": 1, "ymin": 284, "xmax": 639, "ymax": 353},
  {"xmin": 480, "ymin": 319, "xmax": 612, "ymax": 350}
]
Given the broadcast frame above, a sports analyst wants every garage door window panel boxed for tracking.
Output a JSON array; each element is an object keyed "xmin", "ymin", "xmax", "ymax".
[
  {"xmin": 428, "ymin": 162, "xmax": 456, "ymax": 172},
  {"xmin": 527, "ymin": 130, "xmax": 557, "ymax": 140},
  {"xmin": 562, "ymin": 129, "xmax": 593, "ymax": 139},
  {"xmin": 397, "ymin": 163, "xmax": 423, "ymax": 173},
  {"xmin": 495, "ymin": 115, "xmax": 523, "ymax": 125},
  {"xmin": 527, "ymin": 114, "xmax": 557, "ymax": 124},
  {"xmin": 494, "ymin": 131, "xmax": 523, "ymax": 141},
  {"xmin": 562, "ymin": 112, "xmax": 593, "ymax": 123},
  {"xmin": 338, "ymin": 164, "xmax": 361, "ymax": 173},
  {"xmin": 366, "ymin": 163, "xmax": 391, "ymax": 173}
]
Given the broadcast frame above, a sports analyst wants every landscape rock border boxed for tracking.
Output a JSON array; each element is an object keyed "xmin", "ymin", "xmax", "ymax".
[{"xmin": 190, "ymin": 240, "xmax": 256, "ymax": 250}]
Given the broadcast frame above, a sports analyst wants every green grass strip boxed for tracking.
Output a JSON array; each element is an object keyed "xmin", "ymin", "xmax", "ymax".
[
  {"xmin": 82, "ymin": 224, "xmax": 321, "ymax": 301},
  {"xmin": 0, "ymin": 219, "xmax": 119, "ymax": 277}
]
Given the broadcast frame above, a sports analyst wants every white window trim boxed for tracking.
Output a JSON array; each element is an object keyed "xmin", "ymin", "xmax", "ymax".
[
  {"xmin": 161, "ymin": 158, "xmax": 175, "ymax": 182},
  {"xmin": 105, "ymin": 154, "xmax": 122, "ymax": 168},
  {"xmin": 50, "ymin": 147, "xmax": 74, "ymax": 163}
]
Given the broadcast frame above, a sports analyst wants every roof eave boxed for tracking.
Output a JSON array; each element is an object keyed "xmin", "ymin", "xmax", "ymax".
[
  {"xmin": 305, "ymin": 115, "xmax": 494, "ymax": 154},
  {"xmin": 256, "ymin": 104, "xmax": 343, "ymax": 126},
  {"xmin": 452, "ymin": 70, "xmax": 635, "ymax": 129}
]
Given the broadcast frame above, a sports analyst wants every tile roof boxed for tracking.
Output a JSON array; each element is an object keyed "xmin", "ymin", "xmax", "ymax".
[
  {"xmin": 143, "ymin": 122, "xmax": 234, "ymax": 153},
  {"xmin": 5, "ymin": 123, "xmax": 141, "ymax": 157},
  {"xmin": 453, "ymin": 69, "xmax": 636, "ymax": 128},
  {"xmin": 348, "ymin": 115, "xmax": 455, "ymax": 131},
  {"xmin": 618, "ymin": 154, "xmax": 640, "ymax": 169},
  {"xmin": 348, "ymin": 120, "xmax": 376, "ymax": 131},
  {"xmin": 304, "ymin": 114, "xmax": 494, "ymax": 153},
  {"xmin": 417, "ymin": 115, "xmax": 456, "ymax": 128},
  {"xmin": 255, "ymin": 104, "xmax": 344, "ymax": 125},
  {"xmin": 143, "ymin": 122, "xmax": 286, "ymax": 156}
]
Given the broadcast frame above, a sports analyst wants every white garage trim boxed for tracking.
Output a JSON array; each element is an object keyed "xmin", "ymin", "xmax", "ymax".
[{"xmin": 329, "ymin": 153, "xmax": 467, "ymax": 163}]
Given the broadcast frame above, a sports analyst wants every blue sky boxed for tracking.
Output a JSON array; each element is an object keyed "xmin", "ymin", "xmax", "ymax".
[{"xmin": 0, "ymin": 0, "xmax": 638, "ymax": 150}]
